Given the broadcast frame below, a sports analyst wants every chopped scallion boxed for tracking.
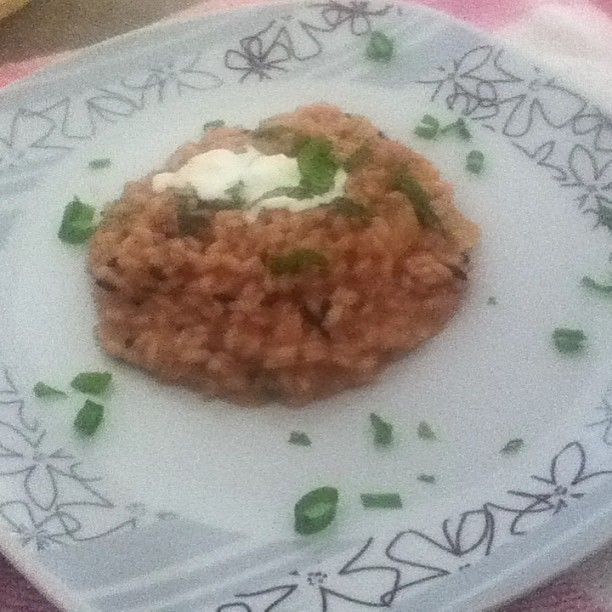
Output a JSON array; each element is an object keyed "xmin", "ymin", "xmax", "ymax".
[
  {"xmin": 88, "ymin": 158, "xmax": 111, "ymax": 170},
  {"xmin": 360, "ymin": 493, "xmax": 402, "ymax": 509},
  {"xmin": 289, "ymin": 431, "xmax": 312, "ymax": 446},
  {"xmin": 582, "ymin": 276, "xmax": 612, "ymax": 294},
  {"xmin": 366, "ymin": 31, "xmax": 394, "ymax": 62},
  {"xmin": 294, "ymin": 486, "xmax": 338, "ymax": 535},
  {"xmin": 466, "ymin": 150, "xmax": 484, "ymax": 174},
  {"xmin": 552, "ymin": 328, "xmax": 586, "ymax": 353},
  {"xmin": 70, "ymin": 372, "xmax": 112, "ymax": 395},
  {"xmin": 417, "ymin": 421, "xmax": 437, "ymax": 440},
  {"xmin": 417, "ymin": 474, "xmax": 436, "ymax": 484},
  {"xmin": 370, "ymin": 413, "xmax": 393, "ymax": 446},
  {"xmin": 58, "ymin": 197, "xmax": 97, "ymax": 244},
  {"xmin": 33, "ymin": 382, "xmax": 67, "ymax": 398},
  {"xmin": 397, "ymin": 174, "xmax": 442, "ymax": 230},
  {"xmin": 74, "ymin": 400, "xmax": 104, "ymax": 436},
  {"xmin": 500, "ymin": 438, "xmax": 524, "ymax": 454},
  {"xmin": 414, "ymin": 115, "xmax": 440, "ymax": 140}
]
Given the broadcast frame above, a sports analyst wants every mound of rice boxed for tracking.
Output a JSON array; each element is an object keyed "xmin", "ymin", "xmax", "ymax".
[{"xmin": 89, "ymin": 105, "xmax": 480, "ymax": 404}]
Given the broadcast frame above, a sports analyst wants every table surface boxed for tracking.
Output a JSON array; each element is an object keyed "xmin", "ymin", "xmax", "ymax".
[{"xmin": 0, "ymin": 0, "xmax": 202, "ymax": 64}]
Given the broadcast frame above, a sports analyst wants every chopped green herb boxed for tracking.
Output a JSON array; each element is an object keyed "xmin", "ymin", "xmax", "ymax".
[
  {"xmin": 397, "ymin": 174, "xmax": 443, "ymax": 231},
  {"xmin": 294, "ymin": 486, "xmax": 338, "ymax": 535},
  {"xmin": 224, "ymin": 181, "xmax": 246, "ymax": 207},
  {"xmin": 370, "ymin": 413, "xmax": 393, "ymax": 446},
  {"xmin": 414, "ymin": 114, "xmax": 440, "ymax": 140},
  {"xmin": 268, "ymin": 249, "xmax": 328, "ymax": 276},
  {"xmin": 289, "ymin": 431, "xmax": 312, "ymax": 446},
  {"xmin": 70, "ymin": 372, "xmax": 112, "ymax": 395},
  {"xmin": 330, "ymin": 197, "xmax": 373, "ymax": 225},
  {"xmin": 88, "ymin": 158, "xmax": 111, "ymax": 170},
  {"xmin": 202, "ymin": 119, "xmax": 225, "ymax": 132},
  {"xmin": 487, "ymin": 296, "xmax": 498, "ymax": 305},
  {"xmin": 500, "ymin": 438, "xmax": 524, "ymax": 454},
  {"xmin": 344, "ymin": 145, "xmax": 371, "ymax": 172},
  {"xmin": 582, "ymin": 276, "xmax": 612, "ymax": 294},
  {"xmin": 553, "ymin": 328, "xmax": 586, "ymax": 353},
  {"xmin": 58, "ymin": 197, "xmax": 97, "ymax": 244},
  {"xmin": 74, "ymin": 400, "xmax": 104, "ymax": 436},
  {"xmin": 441, "ymin": 118, "xmax": 471, "ymax": 140},
  {"xmin": 417, "ymin": 474, "xmax": 436, "ymax": 484},
  {"xmin": 417, "ymin": 421, "xmax": 437, "ymax": 440},
  {"xmin": 360, "ymin": 493, "xmax": 403, "ymax": 509},
  {"xmin": 297, "ymin": 138, "xmax": 339, "ymax": 195},
  {"xmin": 366, "ymin": 31, "xmax": 394, "ymax": 62},
  {"xmin": 466, "ymin": 150, "xmax": 484, "ymax": 174},
  {"xmin": 33, "ymin": 382, "xmax": 67, "ymax": 398},
  {"xmin": 258, "ymin": 186, "xmax": 310, "ymax": 201}
]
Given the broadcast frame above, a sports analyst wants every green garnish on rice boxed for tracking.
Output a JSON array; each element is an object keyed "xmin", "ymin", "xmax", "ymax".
[
  {"xmin": 397, "ymin": 174, "xmax": 443, "ymax": 231},
  {"xmin": 268, "ymin": 249, "xmax": 328, "ymax": 275},
  {"xmin": 297, "ymin": 138, "xmax": 339, "ymax": 196}
]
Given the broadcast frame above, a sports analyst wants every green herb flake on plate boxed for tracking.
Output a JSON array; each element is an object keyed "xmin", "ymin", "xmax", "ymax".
[
  {"xmin": 366, "ymin": 31, "xmax": 394, "ymax": 62},
  {"xmin": 74, "ymin": 400, "xmax": 104, "ymax": 436},
  {"xmin": 58, "ymin": 197, "xmax": 97, "ymax": 245},
  {"xmin": 202, "ymin": 119, "xmax": 225, "ymax": 132},
  {"xmin": 370, "ymin": 412, "xmax": 393, "ymax": 446},
  {"xmin": 88, "ymin": 158, "xmax": 112, "ymax": 170},
  {"xmin": 466, "ymin": 150, "xmax": 485, "ymax": 174},
  {"xmin": 553, "ymin": 328, "xmax": 586, "ymax": 353},
  {"xmin": 294, "ymin": 486, "xmax": 339, "ymax": 535},
  {"xmin": 360, "ymin": 493, "xmax": 403, "ymax": 509},
  {"xmin": 417, "ymin": 421, "xmax": 437, "ymax": 440},
  {"xmin": 582, "ymin": 276, "xmax": 612, "ymax": 294},
  {"xmin": 33, "ymin": 382, "xmax": 67, "ymax": 398},
  {"xmin": 289, "ymin": 431, "xmax": 312, "ymax": 446},
  {"xmin": 414, "ymin": 114, "xmax": 440, "ymax": 140},
  {"xmin": 297, "ymin": 138, "xmax": 339, "ymax": 195},
  {"xmin": 500, "ymin": 438, "xmax": 524, "ymax": 454},
  {"xmin": 417, "ymin": 474, "xmax": 436, "ymax": 484},
  {"xmin": 70, "ymin": 372, "xmax": 112, "ymax": 395}
]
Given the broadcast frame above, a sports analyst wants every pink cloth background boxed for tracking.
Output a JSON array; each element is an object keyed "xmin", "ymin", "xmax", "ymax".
[{"xmin": 1, "ymin": 0, "xmax": 611, "ymax": 610}]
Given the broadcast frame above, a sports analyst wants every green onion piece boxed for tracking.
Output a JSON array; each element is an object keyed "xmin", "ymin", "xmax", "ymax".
[
  {"xmin": 258, "ymin": 186, "xmax": 310, "ymax": 201},
  {"xmin": 440, "ymin": 118, "xmax": 472, "ymax": 140},
  {"xmin": 366, "ymin": 31, "xmax": 394, "ymax": 62},
  {"xmin": 70, "ymin": 372, "xmax": 112, "ymax": 395},
  {"xmin": 370, "ymin": 412, "xmax": 393, "ymax": 446},
  {"xmin": 88, "ymin": 158, "xmax": 111, "ymax": 170},
  {"xmin": 58, "ymin": 197, "xmax": 97, "ymax": 244},
  {"xmin": 466, "ymin": 150, "xmax": 484, "ymax": 174},
  {"xmin": 417, "ymin": 474, "xmax": 436, "ymax": 484},
  {"xmin": 294, "ymin": 486, "xmax": 339, "ymax": 535},
  {"xmin": 500, "ymin": 438, "xmax": 524, "ymax": 454},
  {"xmin": 268, "ymin": 249, "xmax": 328, "ymax": 276},
  {"xmin": 224, "ymin": 181, "xmax": 246, "ymax": 207},
  {"xmin": 417, "ymin": 421, "xmax": 437, "ymax": 440},
  {"xmin": 297, "ymin": 138, "xmax": 339, "ymax": 195},
  {"xmin": 289, "ymin": 431, "xmax": 312, "ymax": 446},
  {"xmin": 582, "ymin": 276, "xmax": 612, "ymax": 294},
  {"xmin": 344, "ymin": 145, "xmax": 371, "ymax": 172},
  {"xmin": 360, "ymin": 493, "xmax": 402, "ymax": 509},
  {"xmin": 203, "ymin": 119, "xmax": 225, "ymax": 132},
  {"xmin": 74, "ymin": 400, "xmax": 104, "ymax": 436},
  {"xmin": 552, "ymin": 328, "xmax": 586, "ymax": 353},
  {"xmin": 397, "ymin": 174, "xmax": 443, "ymax": 230},
  {"xmin": 487, "ymin": 296, "xmax": 498, "ymax": 305},
  {"xmin": 331, "ymin": 197, "xmax": 373, "ymax": 225},
  {"xmin": 414, "ymin": 114, "xmax": 440, "ymax": 140},
  {"xmin": 33, "ymin": 382, "xmax": 67, "ymax": 398}
]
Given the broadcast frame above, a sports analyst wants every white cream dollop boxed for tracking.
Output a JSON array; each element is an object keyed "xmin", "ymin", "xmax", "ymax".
[{"xmin": 151, "ymin": 146, "xmax": 347, "ymax": 214}]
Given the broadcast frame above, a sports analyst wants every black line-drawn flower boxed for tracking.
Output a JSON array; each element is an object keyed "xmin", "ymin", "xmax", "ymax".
[
  {"xmin": 512, "ymin": 141, "xmax": 567, "ymax": 181},
  {"xmin": 225, "ymin": 21, "xmax": 293, "ymax": 82},
  {"xmin": 0, "ymin": 109, "xmax": 67, "ymax": 172},
  {"xmin": 499, "ymin": 442, "xmax": 612, "ymax": 535},
  {"xmin": 123, "ymin": 54, "xmax": 223, "ymax": 102},
  {"xmin": 561, "ymin": 144, "xmax": 612, "ymax": 226},
  {"xmin": 499, "ymin": 71, "xmax": 586, "ymax": 138},
  {"xmin": 588, "ymin": 389, "xmax": 612, "ymax": 446},
  {"xmin": 312, "ymin": 1, "xmax": 391, "ymax": 36},
  {"xmin": 573, "ymin": 107, "xmax": 612, "ymax": 154},
  {"xmin": 0, "ymin": 501, "xmax": 77, "ymax": 550},
  {"xmin": 216, "ymin": 538, "xmax": 400, "ymax": 610},
  {"xmin": 384, "ymin": 507, "xmax": 495, "ymax": 600}
]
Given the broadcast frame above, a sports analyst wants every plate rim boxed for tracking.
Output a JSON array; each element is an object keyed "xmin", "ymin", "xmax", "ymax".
[{"xmin": 1, "ymin": 1, "xmax": 612, "ymax": 610}]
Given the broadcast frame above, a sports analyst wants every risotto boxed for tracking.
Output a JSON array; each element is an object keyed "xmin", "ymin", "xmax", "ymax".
[{"xmin": 89, "ymin": 104, "xmax": 480, "ymax": 404}]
